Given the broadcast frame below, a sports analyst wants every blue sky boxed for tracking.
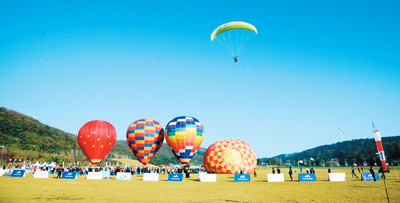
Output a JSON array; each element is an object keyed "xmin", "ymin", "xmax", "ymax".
[{"xmin": 1, "ymin": 0, "xmax": 399, "ymax": 158}]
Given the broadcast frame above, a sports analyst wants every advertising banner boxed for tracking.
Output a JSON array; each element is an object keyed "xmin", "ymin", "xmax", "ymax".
[
  {"xmin": 115, "ymin": 172, "xmax": 132, "ymax": 180},
  {"xmin": 33, "ymin": 170, "xmax": 49, "ymax": 178},
  {"xmin": 0, "ymin": 169, "xmax": 4, "ymax": 176},
  {"xmin": 361, "ymin": 172, "xmax": 381, "ymax": 181},
  {"xmin": 102, "ymin": 171, "xmax": 110, "ymax": 179},
  {"xmin": 11, "ymin": 169, "xmax": 26, "ymax": 177},
  {"xmin": 143, "ymin": 173, "xmax": 159, "ymax": 181},
  {"xmin": 328, "ymin": 173, "xmax": 346, "ymax": 181},
  {"xmin": 298, "ymin": 173, "xmax": 316, "ymax": 182},
  {"xmin": 168, "ymin": 173, "xmax": 183, "ymax": 182},
  {"xmin": 267, "ymin": 174, "xmax": 284, "ymax": 182},
  {"xmin": 234, "ymin": 174, "xmax": 250, "ymax": 182},
  {"xmin": 62, "ymin": 172, "xmax": 77, "ymax": 179},
  {"xmin": 87, "ymin": 172, "xmax": 103, "ymax": 180},
  {"xmin": 199, "ymin": 174, "xmax": 217, "ymax": 182},
  {"xmin": 198, "ymin": 172, "xmax": 207, "ymax": 181}
]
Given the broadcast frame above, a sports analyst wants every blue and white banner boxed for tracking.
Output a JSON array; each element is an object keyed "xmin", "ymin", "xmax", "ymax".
[
  {"xmin": 115, "ymin": 172, "xmax": 132, "ymax": 180},
  {"xmin": 87, "ymin": 172, "xmax": 103, "ymax": 180},
  {"xmin": 298, "ymin": 173, "xmax": 316, "ymax": 182},
  {"xmin": 33, "ymin": 170, "xmax": 49, "ymax": 178},
  {"xmin": 143, "ymin": 173, "xmax": 159, "ymax": 181},
  {"xmin": 168, "ymin": 173, "xmax": 183, "ymax": 182},
  {"xmin": 361, "ymin": 172, "xmax": 381, "ymax": 181},
  {"xmin": 267, "ymin": 174, "xmax": 284, "ymax": 182},
  {"xmin": 234, "ymin": 174, "xmax": 250, "ymax": 182},
  {"xmin": 328, "ymin": 173, "xmax": 346, "ymax": 181},
  {"xmin": 11, "ymin": 169, "xmax": 26, "ymax": 177},
  {"xmin": 62, "ymin": 172, "xmax": 77, "ymax": 179}
]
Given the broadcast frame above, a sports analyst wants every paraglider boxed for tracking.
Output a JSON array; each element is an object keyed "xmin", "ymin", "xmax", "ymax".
[
  {"xmin": 165, "ymin": 116, "xmax": 204, "ymax": 166},
  {"xmin": 211, "ymin": 21, "xmax": 257, "ymax": 61},
  {"xmin": 78, "ymin": 120, "xmax": 117, "ymax": 166},
  {"xmin": 203, "ymin": 139, "xmax": 256, "ymax": 174},
  {"xmin": 126, "ymin": 118, "xmax": 164, "ymax": 165}
]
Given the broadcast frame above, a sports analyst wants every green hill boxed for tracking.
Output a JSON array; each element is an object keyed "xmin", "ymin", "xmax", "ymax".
[{"xmin": 263, "ymin": 136, "xmax": 400, "ymax": 167}]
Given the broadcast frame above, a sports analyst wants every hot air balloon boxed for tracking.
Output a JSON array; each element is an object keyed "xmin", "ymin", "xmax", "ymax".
[
  {"xmin": 203, "ymin": 139, "xmax": 256, "ymax": 174},
  {"xmin": 165, "ymin": 116, "xmax": 204, "ymax": 166},
  {"xmin": 78, "ymin": 120, "xmax": 116, "ymax": 166},
  {"xmin": 211, "ymin": 21, "xmax": 258, "ymax": 62},
  {"xmin": 126, "ymin": 118, "xmax": 164, "ymax": 165}
]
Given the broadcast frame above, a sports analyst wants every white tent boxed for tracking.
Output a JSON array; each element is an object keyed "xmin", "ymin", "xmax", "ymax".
[
  {"xmin": 32, "ymin": 161, "xmax": 41, "ymax": 167},
  {"xmin": 48, "ymin": 162, "xmax": 56, "ymax": 168}
]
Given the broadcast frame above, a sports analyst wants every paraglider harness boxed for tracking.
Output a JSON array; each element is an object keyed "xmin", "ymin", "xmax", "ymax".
[{"xmin": 233, "ymin": 56, "xmax": 238, "ymax": 63}]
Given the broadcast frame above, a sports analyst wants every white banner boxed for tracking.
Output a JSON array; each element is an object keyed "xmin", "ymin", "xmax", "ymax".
[
  {"xmin": 87, "ymin": 172, "xmax": 103, "ymax": 180},
  {"xmin": 143, "ymin": 173, "xmax": 159, "ymax": 181},
  {"xmin": 328, "ymin": 173, "xmax": 346, "ymax": 181},
  {"xmin": 267, "ymin": 174, "xmax": 284, "ymax": 182},
  {"xmin": 0, "ymin": 169, "xmax": 4, "ymax": 176},
  {"xmin": 199, "ymin": 174, "xmax": 217, "ymax": 182},
  {"xmin": 198, "ymin": 172, "xmax": 207, "ymax": 181},
  {"xmin": 33, "ymin": 170, "xmax": 49, "ymax": 178},
  {"xmin": 116, "ymin": 172, "xmax": 131, "ymax": 180}
]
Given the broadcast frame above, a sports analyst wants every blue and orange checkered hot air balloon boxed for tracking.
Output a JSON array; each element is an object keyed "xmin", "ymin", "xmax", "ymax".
[
  {"xmin": 126, "ymin": 118, "xmax": 164, "ymax": 165},
  {"xmin": 165, "ymin": 116, "xmax": 204, "ymax": 166}
]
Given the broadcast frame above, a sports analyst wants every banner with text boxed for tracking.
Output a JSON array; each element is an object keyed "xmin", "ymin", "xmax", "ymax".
[
  {"xmin": 361, "ymin": 172, "xmax": 381, "ymax": 181},
  {"xmin": 87, "ymin": 172, "xmax": 102, "ymax": 180},
  {"xmin": 234, "ymin": 174, "xmax": 250, "ymax": 182},
  {"xmin": 143, "ymin": 173, "xmax": 159, "ymax": 181},
  {"xmin": 328, "ymin": 173, "xmax": 346, "ymax": 181},
  {"xmin": 11, "ymin": 169, "xmax": 26, "ymax": 177},
  {"xmin": 116, "ymin": 172, "xmax": 132, "ymax": 180},
  {"xmin": 168, "ymin": 174, "xmax": 183, "ymax": 182},
  {"xmin": 33, "ymin": 170, "xmax": 49, "ymax": 178},
  {"xmin": 298, "ymin": 173, "xmax": 316, "ymax": 182},
  {"xmin": 267, "ymin": 174, "xmax": 284, "ymax": 182},
  {"xmin": 102, "ymin": 171, "xmax": 110, "ymax": 179},
  {"xmin": 199, "ymin": 174, "xmax": 217, "ymax": 182},
  {"xmin": 62, "ymin": 172, "xmax": 77, "ymax": 179}
]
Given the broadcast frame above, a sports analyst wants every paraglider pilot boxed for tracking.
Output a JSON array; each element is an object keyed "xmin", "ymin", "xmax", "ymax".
[{"xmin": 233, "ymin": 56, "xmax": 238, "ymax": 63}]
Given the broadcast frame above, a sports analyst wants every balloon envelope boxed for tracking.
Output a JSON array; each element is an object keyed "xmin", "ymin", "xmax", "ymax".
[
  {"xmin": 203, "ymin": 139, "xmax": 256, "ymax": 174},
  {"xmin": 165, "ymin": 116, "xmax": 204, "ymax": 166},
  {"xmin": 78, "ymin": 120, "xmax": 116, "ymax": 166},
  {"xmin": 126, "ymin": 118, "xmax": 164, "ymax": 165}
]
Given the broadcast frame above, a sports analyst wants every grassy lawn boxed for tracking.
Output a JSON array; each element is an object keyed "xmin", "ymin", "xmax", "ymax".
[{"xmin": 0, "ymin": 164, "xmax": 399, "ymax": 202}]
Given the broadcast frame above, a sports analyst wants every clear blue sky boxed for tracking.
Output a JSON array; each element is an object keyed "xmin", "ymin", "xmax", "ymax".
[{"xmin": 1, "ymin": 1, "xmax": 399, "ymax": 158}]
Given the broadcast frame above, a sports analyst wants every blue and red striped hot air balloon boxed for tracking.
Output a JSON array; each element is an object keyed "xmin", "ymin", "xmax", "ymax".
[
  {"xmin": 126, "ymin": 118, "xmax": 164, "ymax": 165},
  {"xmin": 165, "ymin": 116, "xmax": 204, "ymax": 166}
]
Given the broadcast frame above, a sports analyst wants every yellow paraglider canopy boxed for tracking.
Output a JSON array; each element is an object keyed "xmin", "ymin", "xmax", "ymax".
[{"xmin": 210, "ymin": 21, "xmax": 257, "ymax": 41}]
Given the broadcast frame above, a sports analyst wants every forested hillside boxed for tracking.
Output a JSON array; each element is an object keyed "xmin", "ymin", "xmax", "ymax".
[{"xmin": 265, "ymin": 136, "xmax": 400, "ymax": 166}]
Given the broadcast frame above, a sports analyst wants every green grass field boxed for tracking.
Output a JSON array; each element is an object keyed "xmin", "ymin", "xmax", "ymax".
[{"xmin": 1, "ymin": 165, "xmax": 399, "ymax": 202}]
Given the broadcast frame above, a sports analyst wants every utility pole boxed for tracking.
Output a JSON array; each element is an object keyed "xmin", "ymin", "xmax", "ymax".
[{"xmin": 0, "ymin": 146, "xmax": 5, "ymax": 166}]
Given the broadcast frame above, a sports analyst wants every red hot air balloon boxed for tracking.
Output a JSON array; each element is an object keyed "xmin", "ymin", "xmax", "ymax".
[
  {"xmin": 78, "ymin": 120, "xmax": 117, "ymax": 166},
  {"xmin": 126, "ymin": 118, "xmax": 164, "ymax": 165}
]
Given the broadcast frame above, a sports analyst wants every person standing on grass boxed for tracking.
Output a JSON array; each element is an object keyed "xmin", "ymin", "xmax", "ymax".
[
  {"xmin": 277, "ymin": 167, "xmax": 280, "ymax": 174},
  {"xmin": 56, "ymin": 167, "xmax": 62, "ymax": 179},
  {"xmin": 370, "ymin": 166, "xmax": 376, "ymax": 181},
  {"xmin": 351, "ymin": 167, "xmax": 358, "ymax": 179},
  {"xmin": 272, "ymin": 167, "xmax": 275, "ymax": 174},
  {"xmin": 328, "ymin": 167, "xmax": 331, "ymax": 173},
  {"xmin": 254, "ymin": 168, "xmax": 257, "ymax": 177},
  {"xmin": 289, "ymin": 167, "xmax": 293, "ymax": 181}
]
